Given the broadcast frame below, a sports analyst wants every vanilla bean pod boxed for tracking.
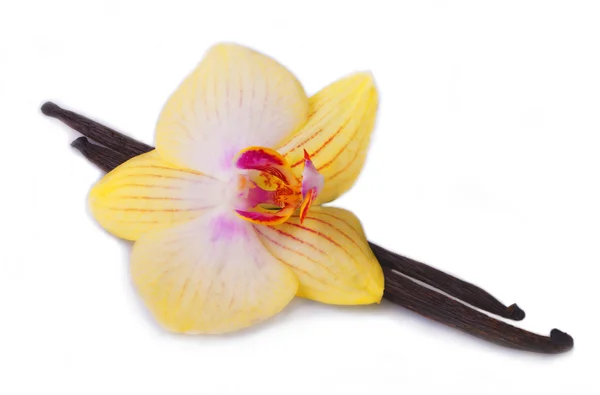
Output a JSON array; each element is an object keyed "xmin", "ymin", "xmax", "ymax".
[
  {"xmin": 369, "ymin": 243, "xmax": 525, "ymax": 320},
  {"xmin": 42, "ymin": 101, "xmax": 573, "ymax": 353},
  {"xmin": 41, "ymin": 102, "xmax": 153, "ymax": 157},
  {"xmin": 382, "ymin": 267, "xmax": 572, "ymax": 353},
  {"xmin": 71, "ymin": 137, "xmax": 130, "ymax": 173}
]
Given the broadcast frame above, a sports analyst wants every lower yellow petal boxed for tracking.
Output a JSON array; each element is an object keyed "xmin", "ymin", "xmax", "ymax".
[
  {"xmin": 131, "ymin": 211, "xmax": 298, "ymax": 334},
  {"xmin": 255, "ymin": 206, "xmax": 384, "ymax": 305},
  {"xmin": 89, "ymin": 151, "xmax": 224, "ymax": 241}
]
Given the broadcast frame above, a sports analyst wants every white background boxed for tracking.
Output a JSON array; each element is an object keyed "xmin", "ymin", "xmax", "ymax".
[{"xmin": 1, "ymin": 1, "xmax": 599, "ymax": 394}]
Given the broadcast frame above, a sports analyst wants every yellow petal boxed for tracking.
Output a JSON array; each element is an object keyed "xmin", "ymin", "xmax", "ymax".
[
  {"xmin": 255, "ymin": 206, "xmax": 384, "ymax": 305},
  {"xmin": 156, "ymin": 43, "xmax": 309, "ymax": 179},
  {"xmin": 277, "ymin": 73, "xmax": 378, "ymax": 204},
  {"xmin": 131, "ymin": 211, "xmax": 298, "ymax": 334},
  {"xmin": 89, "ymin": 151, "xmax": 224, "ymax": 241}
]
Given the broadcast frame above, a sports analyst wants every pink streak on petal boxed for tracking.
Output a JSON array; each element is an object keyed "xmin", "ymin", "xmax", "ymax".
[
  {"xmin": 220, "ymin": 146, "xmax": 240, "ymax": 171},
  {"xmin": 210, "ymin": 214, "xmax": 248, "ymax": 241},
  {"xmin": 236, "ymin": 148, "xmax": 291, "ymax": 182},
  {"xmin": 236, "ymin": 147, "xmax": 284, "ymax": 170}
]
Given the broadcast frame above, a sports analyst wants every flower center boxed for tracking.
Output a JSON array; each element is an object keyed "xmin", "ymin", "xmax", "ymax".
[{"xmin": 232, "ymin": 146, "xmax": 323, "ymax": 225}]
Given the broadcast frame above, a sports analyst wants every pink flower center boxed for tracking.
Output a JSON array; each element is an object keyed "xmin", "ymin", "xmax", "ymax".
[{"xmin": 232, "ymin": 146, "xmax": 323, "ymax": 225}]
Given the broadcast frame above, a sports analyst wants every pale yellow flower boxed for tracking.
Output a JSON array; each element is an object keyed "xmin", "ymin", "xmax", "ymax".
[{"xmin": 89, "ymin": 43, "xmax": 383, "ymax": 334}]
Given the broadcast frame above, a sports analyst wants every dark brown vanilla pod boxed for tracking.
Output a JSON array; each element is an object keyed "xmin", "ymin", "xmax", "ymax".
[
  {"xmin": 71, "ymin": 137, "xmax": 131, "ymax": 173},
  {"xmin": 41, "ymin": 102, "xmax": 153, "ymax": 157},
  {"xmin": 370, "ymin": 243, "xmax": 525, "ymax": 320},
  {"xmin": 41, "ymin": 101, "xmax": 574, "ymax": 353},
  {"xmin": 382, "ymin": 267, "xmax": 572, "ymax": 353}
]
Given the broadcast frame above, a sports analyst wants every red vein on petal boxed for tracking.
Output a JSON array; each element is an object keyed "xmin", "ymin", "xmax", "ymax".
[
  {"xmin": 307, "ymin": 94, "xmax": 334, "ymax": 119},
  {"xmin": 283, "ymin": 223, "xmax": 342, "ymax": 248},
  {"xmin": 317, "ymin": 97, "xmax": 373, "ymax": 173},
  {"xmin": 316, "ymin": 211, "xmax": 364, "ymax": 240},
  {"xmin": 293, "ymin": 214, "xmax": 369, "ymax": 257},
  {"xmin": 291, "ymin": 117, "xmax": 352, "ymax": 168},
  {"xmin": 282, "ymin": 128, "xmax": 324, "ymax": 157},
  {"xmin": 261, "ymin": 226, "xmax": 325, "ymax": 254},
  {"xmin": 282, "ymin": 89, "xmax": 356, "ymax": 158},
  {"xmin": 326, "ymin": 106, "xmax": 373, "ymax": 180},
  {"xmin": 283, "ymin": 220, "xmax": 366, "ymax": 269},
  {"xmin": 255, "ymin": 227, "xmax": 338, "ymax": 281}
]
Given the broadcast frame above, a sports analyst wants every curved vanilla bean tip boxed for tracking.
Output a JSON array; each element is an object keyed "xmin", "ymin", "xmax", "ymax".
[
  {"xmin": 71, "ymin": 137, "xmax": 129, "ymax": 173},
  {"xmin": 382, "ymin": 266, "xmax": 573, "ymax": 354},
  {"xmin": 41, "ymin": 101, "xmax": 153, "ymax": 158},
  {"xmin": 70, "ymin": 136, "xmax": 87, "ymax": 149},
  {"xmin": 369, "ymin": 242, "xmax": 525, "ymax": 321},
  {"xmin": 550, "ymin": 329, "xmax": 574, "ymax": 348},
  {"xmin": 506, "ymin": 303, "xmax": 526, "ymax": 321}
]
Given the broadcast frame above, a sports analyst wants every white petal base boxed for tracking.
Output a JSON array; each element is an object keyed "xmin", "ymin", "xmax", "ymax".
[{"xmin": 131, "ymin": 210, "xmax": 298, "ymax": 334}]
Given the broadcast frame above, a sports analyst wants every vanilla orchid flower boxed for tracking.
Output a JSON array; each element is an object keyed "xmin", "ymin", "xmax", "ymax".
[
  {"xmin": 89, "ymin": 43, "xmax": 383, "ymax": 334},
  {"xmin": 42, "ymin": 46, "xmax": 574, "ymax": 353}
]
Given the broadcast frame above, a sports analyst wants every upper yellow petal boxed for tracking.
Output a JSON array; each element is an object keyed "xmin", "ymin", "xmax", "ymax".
[
  {"xmin": 156, "ymin": 43, "xmax": 309, "ymax": 179},
  {"xmin": 88, "ymin": 150, "xmax": 223, "ymax": 241},
  {"xmin": 131, "ymin": 211, "xmax": 298, "ymax": 334},
  {"xmin": 277, "ymin": 73, "xmax": 378, "ymax": 204},
  {"xmin": 255, "ymin": 206, "xmax": 384, "ymax": 305}
]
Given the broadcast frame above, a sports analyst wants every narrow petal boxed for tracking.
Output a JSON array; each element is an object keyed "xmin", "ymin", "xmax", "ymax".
[
  {"xmin": 300, "ymin": 149, "xmax": 324, "ymax": 198},
  {"xmin": 156, "ymin": 43, "xmax": 309, "ymax": 178},
  {"xmin": 131, "ymin": 211, "xmax": 298, "ymax": 334},
  {"xmin": 277, "ymin": 73, "xmax": 378, "ymax": 204},
  {"xmin": 89, "ymin": 151, "xmax": 224, "ymax": 241},
  {"xmin": 255, "ymin": 206, "xmax": 384, "ymax": 305}
]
